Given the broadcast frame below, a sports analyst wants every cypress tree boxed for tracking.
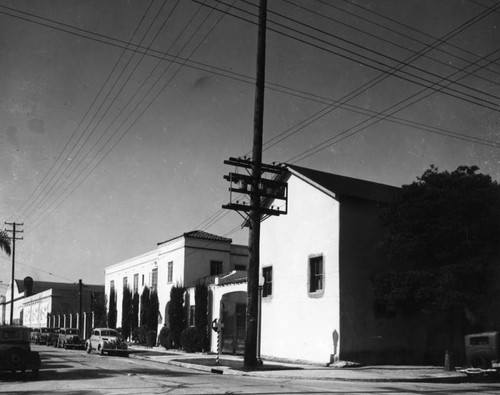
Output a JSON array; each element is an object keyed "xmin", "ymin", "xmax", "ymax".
[
  {"xmin": 148, "ymin": 289, "xmax": 159, "ymax": 332},
  {"xmin": 140, "ymin": 286, "xmax": 150, "ymax": 328},
  {"xmin": 168, "ymin": 285, "xmax": 186, "ymax": 348},
  {"xmin": 194, "ymin": 283, "xmax": 209, "ymax": 350},
  {"xmin": 108, "ymin": 287, "xmax": 117, "ymax": 329},
  {"xmin": 121, "ymin": 286, "xmax": 133, "ymax": 340}
]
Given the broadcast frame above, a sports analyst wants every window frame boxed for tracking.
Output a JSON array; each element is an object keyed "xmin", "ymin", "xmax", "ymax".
[
  {"xmin": 167, "ymin": 261, "xmax": 173, "ymax": 284},
  {"xmin": 210, "ymin": 260, "xmax": 223, "ymax": 276},
  {"xmin": 262, "ymin": 266, "xmax": 273, "ymax": 298},
  {"xmin": 308, "ymin": 255, "xmax": 324, "ymax": 295}
]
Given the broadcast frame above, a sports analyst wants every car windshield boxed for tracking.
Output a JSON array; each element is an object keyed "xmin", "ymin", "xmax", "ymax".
[
  {"xmin": 100, "ymin": 330, "xmax": 118, "ymax": 337},
  {"xmin": 67, "ymin": 329, "xmax": 79, "ymax": 334},
  {"xmin": 41, "ymin": 328, "xmax": 50, "ymax": 333}
]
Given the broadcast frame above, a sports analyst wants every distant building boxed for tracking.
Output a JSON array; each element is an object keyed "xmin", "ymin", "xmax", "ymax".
[
  {"xmin": 104, "ymin": 230, "xmax": 249, "ymax": 336},
  {"xmin": 1, "ymin": 277, "xmax": 104, "ymax": 338}
]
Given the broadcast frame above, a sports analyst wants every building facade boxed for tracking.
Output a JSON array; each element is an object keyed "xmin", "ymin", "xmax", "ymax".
[
  {"xmin": 258, "ymin": 165, "xmax": 407, "ymax": 365},
  {"xmin": 104, "ymin": 230, "xmax": 249, "ymax": 336}
]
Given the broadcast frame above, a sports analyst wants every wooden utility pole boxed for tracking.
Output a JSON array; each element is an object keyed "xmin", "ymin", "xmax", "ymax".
[
  {"xmin": 5, "ymin": 221, "xmax": 23, "ymax": 325},
  {"xmin": 79, "ymin": 279, "xmax": 83, "ymax": 335},
  {"xmin": 244, "ymin": 0, "xmax": 267, "ymax": 369}
]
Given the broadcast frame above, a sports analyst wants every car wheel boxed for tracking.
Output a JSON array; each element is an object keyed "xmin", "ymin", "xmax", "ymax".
[
  {"xmin": 63, "ymin": 342, "xmax": 67, "ymax": 350},
  {"xmin": 98, "ymin": 345, "xmax": 104, "ymax": 356},
  {"xmin": 32, "ymin": 368, "xmax": 39, "ymax": 379},
  {"xmin": 7, "ymin": 348, "xmax": 27, "ymax": 371},
  {"xmin": 86, "ymin": 343, "xmax": 91, "ymax": 354}
]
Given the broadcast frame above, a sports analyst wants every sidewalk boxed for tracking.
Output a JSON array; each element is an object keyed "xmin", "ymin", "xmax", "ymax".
[{"xmin": 127, "ymin": 346, "xmax": 470, "ymax": 383}]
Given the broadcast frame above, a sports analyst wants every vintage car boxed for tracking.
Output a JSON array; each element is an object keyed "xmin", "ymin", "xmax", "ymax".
[
  {"xmin": 57, "ymin": 328, "xmax": 85, "ymax": 350},
  {"xmin": 0, "ymin": 325, "xmax": 41, "ymax": 377},
  {"xmin": 47, "ymin": 328, "xmax": 60, "ymax": 347},
  {"xmin": 33, "ymin": 327, "xmax": 56, "ymax": 345},
  {"xmin": 30, "ymin": 328, "xmax": 41, "ymax": 344},
  {"xmin": 85, "ymin": 328, "xmax": 128, "ymax": 356}
]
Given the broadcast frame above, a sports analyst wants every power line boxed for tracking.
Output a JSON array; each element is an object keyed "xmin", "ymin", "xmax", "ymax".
[
  {"xmin": 27, "ymin": 1, "xmax": 236, "ymax": 232},
  {"xmin": 7, "ymin": 0, "xmax": 159, "ymax": 221},
  {"xmin": 281, "ymin": 0, "xmax": 500, "ymax": 89},
  {"xmin": 26, "ymin": 0, "xmax": 181, "ymax": 224},
  {"xmin": 320, "ymin": 0, "xmax": 500, "ymax": 74},
  {"xmin": 203, "ymin": 0, "xmax": 500, "ymax": 111}
]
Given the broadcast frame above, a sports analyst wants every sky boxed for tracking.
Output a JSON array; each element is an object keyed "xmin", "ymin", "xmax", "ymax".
[{"xmin": 0, "ymin": 0, "xmax": 499, "ymax": 286}]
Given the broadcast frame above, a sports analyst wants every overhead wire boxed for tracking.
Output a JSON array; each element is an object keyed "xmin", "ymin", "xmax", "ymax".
[
  {"xmin": 2, "ymin": 2, "xmax": 498, "ymax": 153},
  {"xmin": 319, "ymin": 0, "xmax": 500, "ymax": 74},
  {"xmin": 6, "ymin": 0, "xmax": 157, "ymax": 222},
  {"xmin": 27, "ymin": 0, "xmax": 184, "ymax": 226},
  {"xmin": 28, "ymin": 0, "xmax": 237, "ymax": 232},
  {"xmin": 281, "ymin": 0, "xmax": 500, "ymax": 89},
  {"xmin": 198, "ymin": 0, "xmax": 500, "ymax": 112}
]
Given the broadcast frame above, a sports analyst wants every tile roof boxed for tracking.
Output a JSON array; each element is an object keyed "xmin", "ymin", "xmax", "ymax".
[
  {"xmin": 288, "ymin": 165, "xmax": 400, "ymax": 203},
  {"xmin": 187, "ymin": 270, "xmax": 247, "ymax": 288},
  {"xmin": 157, "ymin": 230, "xmax": 232, "ymax": 246}
]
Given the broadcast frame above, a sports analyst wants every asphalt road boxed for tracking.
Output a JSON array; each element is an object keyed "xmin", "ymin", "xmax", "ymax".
[{"xmin": 1, "ymin": 346, "xmax": 500, "ymax": 394}]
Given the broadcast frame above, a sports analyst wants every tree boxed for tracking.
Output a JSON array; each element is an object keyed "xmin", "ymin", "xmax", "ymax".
[
  {"xmin": 147, "ymin": 289, "xmax": 159, "ymax": 332},
  {"xmin": 194, "ymin": 283, "xmax": 209, "ymax": 351},
  {"xmin": 374, "ymin": 165, "xmax": 500, "ymax": 362},
  {"xmin": 0, "ymin": 230, "xmax": 11, "ymax": 256},
  {"xmin": 140, "ymin": 286, "xmax": 150, "ymax": 328},
  {"xmin": 168, "ymin": 285, "xmax": 186, "ymax": 348},
  {"xmin": 131, "ymin": 291, "xmax": 139, "ymax": 334},
  {"xmin": 91, "ymin": 291, "xmax": 107, "ymax": 328},
  {"xmin": 121, "ymin": 286, "xmax": 132, "ymax": 340},
  {"xmin": 108, "ymin": 286, "xmax": 117, "ymax": 329}
]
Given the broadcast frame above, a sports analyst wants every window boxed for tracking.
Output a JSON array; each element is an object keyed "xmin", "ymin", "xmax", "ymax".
[
  {"xmin": 133, "ymin": 274, "xmax": 139, "ymax": 293},
  {"xmin": 151, "ymin": 268, "xmax": 158, "ymax": 291},
  {"xmin": 123, "ymin": 277, "xmax": 128, "ymax": 289},
  {"xmin": 167, "ymin": 261, "xmax": 173, "ymax": 283},
  {"xmin": 142, "ymin": 274, "xmax": 144, "ymax": 286},
  {"xmin": 235, "ymin": 264, "xmax": 246, "ymax": 271},
  {"xmin": 262, "ymin": 266, "xmax": 272, "ymax": 297},
  {"xmin": 210, "ymin": 260, "xmax": 223, "ymax": 276},
  {"xmin": 309, "ymin": 255, "xmax": 324, "ymax": 293},
  {"xmin": 110, "ymin": 280, "xmax": 115, "ymax": 291},
  {"xmin": 189, "ymin": 306, "xmax": 195, "ymax": 326}
]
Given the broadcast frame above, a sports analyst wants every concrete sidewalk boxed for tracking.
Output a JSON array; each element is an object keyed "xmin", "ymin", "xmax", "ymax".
[{"xmin": 127, "ymin": 346, "xmax": 470, "ymax": 383}]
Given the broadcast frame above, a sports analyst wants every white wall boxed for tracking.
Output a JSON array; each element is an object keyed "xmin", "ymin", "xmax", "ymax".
[
  {"xmin": 260, "ymin": 174, "xmax": 340, "ymax": 364},
  {"xmin": 23, "ymin": 289, "xmax": 52, "ymax": 328}
]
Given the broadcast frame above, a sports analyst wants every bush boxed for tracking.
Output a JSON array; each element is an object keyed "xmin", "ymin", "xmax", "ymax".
[
  {"xmin": 158, "ymin": 326, "xmax": 171, "ymax": 349},
  {"xmin": 180, "ymin": 326, "xmax": 200, "ymax": 352},
  {"xmin": 146, "ymin": 330, "xmax": 157, "ymax": 348}
]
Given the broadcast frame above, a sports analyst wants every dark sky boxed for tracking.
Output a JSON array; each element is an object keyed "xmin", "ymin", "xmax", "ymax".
[{"xmin": 0, "ymin": 0, "xmax": 499, "ymax": 285}]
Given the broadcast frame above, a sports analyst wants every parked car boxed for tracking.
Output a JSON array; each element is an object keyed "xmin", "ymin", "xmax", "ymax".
[
  {"xmin": 0, "ymin": 325, "xmax": 41, "ymax": 378},
  {"xmin": 57, "ymin": 328, "xmax": 84, "ymax": 350},
  {"xmin": 85, "ymin": 328, "xmax": 128, "ymax": 356},
  {"xmin": 30, "ymin": 328, "xmax": 41, "ymax": 344},
  {"xmin": 47, "ymin": 328, "xmax": 60, "ymax": 347},
  {"xmin": 33, "ymin": 327, "xmax": 56, "ymax": 345}
]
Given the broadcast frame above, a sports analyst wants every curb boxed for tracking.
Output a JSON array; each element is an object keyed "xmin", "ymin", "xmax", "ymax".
[{"xmin": 128, "ymin": 353, "xmax": 470, "ymax": 383}]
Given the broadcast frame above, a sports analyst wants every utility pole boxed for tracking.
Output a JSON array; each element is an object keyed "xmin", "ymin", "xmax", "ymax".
[
  {"xmin": 223, "ymin": 0, "xmax": 286, "ymax": 369},
  {"xmin": 4, "ymin": 222, "xmax": 23, "ymax": 325},
  {"xmin": 245, "ymin": 0, "xmax": 267, "ymax": 369},
  {"xmin": 78, "ymin": 279, "xmax": 83, "ymax": 336}
]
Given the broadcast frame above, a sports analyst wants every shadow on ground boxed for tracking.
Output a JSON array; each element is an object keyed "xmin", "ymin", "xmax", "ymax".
[{"xmin": 174, "ymin": 358, "xmax": 303, "ymax": 372}]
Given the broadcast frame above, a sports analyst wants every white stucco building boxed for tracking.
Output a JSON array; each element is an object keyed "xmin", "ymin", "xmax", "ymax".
[
  {"xmin": 258, "ymin": 165, "xmax": 405, "ymax": 365},
  {"xmin": 104, "ymin": 230, "xmax": 249, "ymax": 335}
]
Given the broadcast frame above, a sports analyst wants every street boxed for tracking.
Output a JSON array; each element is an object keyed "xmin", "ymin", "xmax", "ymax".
[{"xmin": 0, "ymin": 346, "xmax": 500, "ymax": 394}]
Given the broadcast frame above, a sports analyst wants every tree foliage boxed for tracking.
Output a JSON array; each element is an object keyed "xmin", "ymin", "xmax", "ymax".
[
  {"xmin": 121, "ymin": 286, "xmax": 133, "ymax": 340},
  {"xmin": 131, "ymin": 291, "xmax": 139, "ymax": 335},
  {"xmin": 168, "ymin": 285, "xmax": 186, "ymax": 348},
  {"xmin": 0, "ymin": 230, "xmax": 11, "ymax": 256},
  {"xmin": 140, "ymin": 286, "xmax": 150, "ymax": 328},
  {"xmin": 91, "ymin": 291, "xmax": 107, "ymax": 328},
  {"xmin": 374, "ymin": 165, "xmax": 500, "ymax": 317},
  {"xmin": 194, "ymin": 283, "xmax": 209, "ymax": 351},
  {"xmin": 108, "ymin": 287, "xmax": 117, "ymax": 329},
  {"xmin": 147, "ymin": 289, "xmax": 159, "ymax": 332}
]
